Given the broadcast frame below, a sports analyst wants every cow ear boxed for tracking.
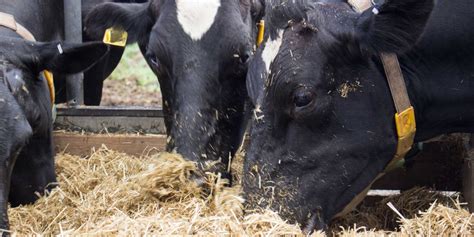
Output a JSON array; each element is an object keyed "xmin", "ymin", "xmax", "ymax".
[
  {"xmin": 35, "ymin": 41, "xmax": 109, "ymax": 74},
  {"xmin": 356, "ymin": 0, "xmax": 434, "ymax": 54},
  {"xmin": 85, "ymin": 2, "xmax": 154, "ymax": 45}
]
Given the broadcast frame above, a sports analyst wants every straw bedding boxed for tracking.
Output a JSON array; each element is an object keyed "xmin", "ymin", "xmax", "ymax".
[{"xmin": 7, "ymin": 148, "xmax": 473, "ymax": 235}]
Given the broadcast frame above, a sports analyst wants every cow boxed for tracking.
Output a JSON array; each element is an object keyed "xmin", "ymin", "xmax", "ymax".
[
  {"xmin": 0, "ymin": 1, "xmax": 109, "ymax": 230},
  {"xmin": 41, "ymin": 0, "xmax": 148, "ymax": 106},
  {"xmin": 85, "ymin": 0, "xmax": 265, "ymax": 178},
  {"xmin": 0, "ymin": 39, "xmax": 108, "ymax": 230},
  {"xmin": 243, "ymin": 0, "xmax": 473, "ymax": 232},
  {"xmin": 0, "ymin": 0, "xmax": 144, "ymax": 106},
  {"xmin": 79, "ymin": 0, "xmax": 149, "ymax": 105}
]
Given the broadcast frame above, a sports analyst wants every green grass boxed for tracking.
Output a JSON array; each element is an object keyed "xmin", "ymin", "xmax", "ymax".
[{"xmin": 108, "ymin": 44, "xmax": 159, "ymax": 92}]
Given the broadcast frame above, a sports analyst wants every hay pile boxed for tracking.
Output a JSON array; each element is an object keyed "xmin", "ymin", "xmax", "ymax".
[
  {"xmin": 7, "ymin": 148, "xmax": 473, "ymax": 235},
  {"xmin": 333, "ymin": 188, "xmax": 472, "ymax": 235}
]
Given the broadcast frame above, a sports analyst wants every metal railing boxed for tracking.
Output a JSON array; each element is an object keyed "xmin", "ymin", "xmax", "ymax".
[{"xmin": 64, "ymin": 0, "xmax": 84, "ymax": 106}]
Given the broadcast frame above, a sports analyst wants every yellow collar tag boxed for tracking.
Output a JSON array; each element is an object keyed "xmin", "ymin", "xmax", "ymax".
[
  {"xmin": 394, "ymin": 106, "xmax": 416, "ymax": 157},
  {"xmin": 385, "ymin": 106, "xmax": 416, "ymax": 171},
  {"xmin": 395, "ymin": 106, "xmax": 416, "ymax": 139},
  {"xmin": 103, "ymin": 27, "xmax": 128, "ymax": 47},
  {"xmin": 256, "ymin": 20, "xmax": 265, "ymax": 47},
  {"xmin": 43, "ymin": 70, "xmax": 55, "ymax": 106}
]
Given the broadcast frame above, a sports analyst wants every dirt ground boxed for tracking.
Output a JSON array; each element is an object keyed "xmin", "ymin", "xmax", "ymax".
[
  {"xmin": 101, "ymin": 44, "xmax": 162, "ymax": 107},
  {"xmin": 101, "ymin": 74, "xmax": 162, "ymax": 106}
]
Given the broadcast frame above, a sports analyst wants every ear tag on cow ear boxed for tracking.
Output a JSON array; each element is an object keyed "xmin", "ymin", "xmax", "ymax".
[
  {"xmin": 43, "ymin": 70, "xmax": 55, "ymax": 106},
  {"xmin": 256, "ymin": 20, "xmax": 265, "ymax": 47},
  {"xmin": 103, "ymin": 27, "xmax": 128, "ymax": 47}
]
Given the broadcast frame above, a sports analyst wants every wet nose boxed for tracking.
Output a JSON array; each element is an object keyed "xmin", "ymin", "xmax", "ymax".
[{"xmin": 303, "ymin": 212, "xmax": 328, "ymax": 234}]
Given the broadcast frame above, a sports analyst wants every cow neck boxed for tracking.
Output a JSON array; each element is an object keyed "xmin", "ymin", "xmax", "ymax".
[
  {"xmin": 336, "ymin": 51, "xmax": 417, "ymax": 215},
  {"xmin": 333, "ymin": 0, "xmax": 418, "ymax": 219},
  {"xmin": 349, "ymin": 1, "xmax": 416, "ymax": 171},
  {"xmin": 0, "ymin": 12, "xmax": 55, "ymax": 106},
  {"xmin": 401, "ymin": 53, "xmax": 474, "ymax": 142}
]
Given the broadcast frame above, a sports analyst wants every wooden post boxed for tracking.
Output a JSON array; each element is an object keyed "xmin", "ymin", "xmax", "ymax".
[{"xmin": 463, "ymin": 134, "xmax": 474, "ymax": 212}]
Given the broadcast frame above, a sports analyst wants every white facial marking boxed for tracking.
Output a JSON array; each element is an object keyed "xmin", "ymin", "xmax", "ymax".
[
  {"xmin": 261, "ymin": 30, "xmax": 284, "ymax": 74},
  {"xmin": 176, "ymin": 0, "xmax": 221, "ymax": 41}
]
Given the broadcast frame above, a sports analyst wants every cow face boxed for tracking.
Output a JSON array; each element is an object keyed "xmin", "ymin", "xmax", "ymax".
[
  {"xmin": 85, "ymin": 0, "xmax": 264, "ymax": 175},
  {"xmin": 0, "ymin": 38, "xmax": 107, "ymax": 229},
  {"xmin": 244, "ymin": 0, "xmax": 433, "ymax": 231}
]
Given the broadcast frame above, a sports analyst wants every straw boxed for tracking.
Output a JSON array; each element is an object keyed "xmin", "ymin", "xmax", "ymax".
[{"xmin": 6, "ymin": 148, "xmax": 472, "ymax": 235}]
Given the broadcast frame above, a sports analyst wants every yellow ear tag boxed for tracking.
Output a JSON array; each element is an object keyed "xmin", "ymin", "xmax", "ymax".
[
  {"xmin": 43, "ymin": 70, "xmax": 55, "ymax": 105},
  {"xmin": 256, "ymin": 20, "xmax": 265, "ymax": 47},
  {"xmin": 394, "ymin": 106, "xmax": 416, "ymax": 154},
  {"xmin": 103, "ymin": 27, "xmax": 128, "ymax": 47}
]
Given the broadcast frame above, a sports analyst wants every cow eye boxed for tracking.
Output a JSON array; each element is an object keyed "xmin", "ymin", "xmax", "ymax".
[
  {"xmin": 150, "ymin": 57, "xmax": 160, "ymax": 67},
  {"xmin": 293, "ymin": 88, "xmax": 314, "ymax": 108},
  {"xmin": 146, "ymin": 53, "xmax": 160, "ymax": 68}
]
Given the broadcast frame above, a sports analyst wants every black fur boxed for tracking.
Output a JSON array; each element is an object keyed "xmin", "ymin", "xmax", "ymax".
[
  {"xmin": 0, "ymin": 37, "xmax": 107, "ymax": 229},
  {"xmin": 244, "ymin": 0, "xmax": 473, "ymax": 232},
  {"xmin": 356, "ymin": 0, "xmax": 434, "ymax": 53},
  {"xmin": 85, "ymin": 0, "xmax": 264, "ymax": 178},
  {"xmin": 246, "ymin": 0, "xmax": 317, "ymax": 106},
  {"xmin": 85, "ymin": 2, "xmax": 154, "ymax": 45}
]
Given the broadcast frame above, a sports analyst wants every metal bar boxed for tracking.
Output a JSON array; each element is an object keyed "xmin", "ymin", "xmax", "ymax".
[
  {"xmin": 56, "ymin": 106, "xmax": 164, "ymax": 117},
  {"xmin": 64, "ymin": 0, "xmax": 84, "ymax": 106},
  {"xmin": 367, "ymin": 190, "xmax": 459, "ymax": 197}
]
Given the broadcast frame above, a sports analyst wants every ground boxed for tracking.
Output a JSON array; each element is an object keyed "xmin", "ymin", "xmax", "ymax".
[
  {"xmin": 7, "ymin": 149, "xmax": 473, "ymax": 235},
  {"xmin": 101, "ymin": 44, "xmax": 162, "ymax": 106}
]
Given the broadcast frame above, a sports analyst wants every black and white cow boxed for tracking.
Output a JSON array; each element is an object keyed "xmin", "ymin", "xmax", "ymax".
[
  {"xmin": 0, "ymin": 39, "xmax": 107, "ymax": 230},
  {"xmin": 79, "ymin": 0, "xmax": 148, "ymax": 105},
  {"xmin": 0, "ymin": 0, "xmax": 147, "ymax": 106},
  {"xmin": 0, "ymin": 0, "xmax": 109, "ymax": 230},
  {"xmin": 85, "ymin": 0, "xmax": 265, "ymax": 177},
  {"xmin": 244, "ymin": 0, "xmax": 473, "ymax": 231}
]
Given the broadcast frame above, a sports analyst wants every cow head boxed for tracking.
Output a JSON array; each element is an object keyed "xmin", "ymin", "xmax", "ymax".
[
  {"xmin": 243, "ymin": 0, "xmax": 433, "ymax": 231},
  {"xmin": 0, "ymin": 38, "xmax": 107, "ymax": 229},
  {"xmin": 85, "ymin": 0, "xmax": 265, "ymax": 176}
]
